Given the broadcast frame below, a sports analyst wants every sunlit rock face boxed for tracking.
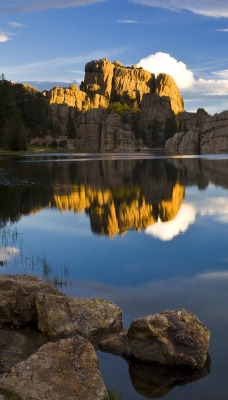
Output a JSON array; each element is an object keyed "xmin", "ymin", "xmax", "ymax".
[
  {"xmin": 82, "ymin": 58, "xmax": 115, "ymax": 100},
  {"xmin": 81, "ymin": 58, "xmax": 155, "ymax": 109},
  {"xmin": 42, "ymin": 58, "xmax": 185, "ymax": 151},
  {"xmin": 53, "ymin": 182, "xmax": 185, "ymax": 237},
  {"xmin": 45, "ymin": 58, "xmax": 183, "ymax": 115},
  {"xmin": 44, "ymin": 85, "xmax": 83, "ymax": 108},
  {"xmin": 155, "ymin": 73, "xmax": 184, "ymax": 115}
]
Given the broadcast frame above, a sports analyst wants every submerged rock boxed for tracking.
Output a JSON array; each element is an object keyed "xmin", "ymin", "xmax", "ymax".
[
  {"xmin": 0, "ymin": 336, "xmax": 109, "ymax": 400},
  {"xmin": 100, "ymin": 308, "xmax": 210, "ymax": 369},
  {"xmin": 36, "ymin": 293, "xmax": 122, "ymax": 344}
]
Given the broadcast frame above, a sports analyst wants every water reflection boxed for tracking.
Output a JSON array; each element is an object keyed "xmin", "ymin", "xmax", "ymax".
[
  {"xmin": 0, "ymin": 156, "xmax": 228, "ymax": 237},
  {"xmin": 127, "ymin": 356, "xmax": 210, "ymax": 398},
  {"xmin": 0, "ymin": 154, "xmax": 228, "ymax": 399}
]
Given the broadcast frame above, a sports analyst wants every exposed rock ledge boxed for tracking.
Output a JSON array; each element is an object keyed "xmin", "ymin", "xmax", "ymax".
[
  {"xmin": 165, "ymin": 110, "xmax": 228, "ymax": 154},
  {"xmin": 0, "ymin": 275, "xmax": 211, "ymax": 400}
]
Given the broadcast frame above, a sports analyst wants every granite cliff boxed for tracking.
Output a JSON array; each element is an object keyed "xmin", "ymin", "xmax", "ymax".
[
  {"xmin": 41, "ymin": 58, "xmax": 184, "ymax": 151},
  {"xmin": 165, "ymin": 109, "xmax": 228, "ymax": 153},
  {"xmin": 0, "ymin": 57, "xmax": 228, "ymax": 153}
]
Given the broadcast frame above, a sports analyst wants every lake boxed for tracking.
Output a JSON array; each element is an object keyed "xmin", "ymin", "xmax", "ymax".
[{"xmin": 0, "ymin": 152, "xmax": 228, "ymax": 399}]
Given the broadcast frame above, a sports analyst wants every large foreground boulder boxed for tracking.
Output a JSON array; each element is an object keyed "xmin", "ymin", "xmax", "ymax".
[
  {"xmin": 0, "ymin": 336, "xmax": 109, "ymax": 400},
  {"xmin": 100, "ymin": 309, "xmax": 210, "ymax": 369},
  {"xmin": 36, "ymin": 293, "xmax": 122, "ymax": 344},
  {"xmin": 0, "ymin": 275, "xmax": 63, "ymax": 328}
]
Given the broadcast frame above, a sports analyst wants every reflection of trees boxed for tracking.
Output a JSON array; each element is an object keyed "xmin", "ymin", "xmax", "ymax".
[{"xmin": 0, "ymin": 156, "xmax": 228, "ymax": 234}]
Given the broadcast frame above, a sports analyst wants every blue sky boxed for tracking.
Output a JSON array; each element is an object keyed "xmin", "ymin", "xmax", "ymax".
[{"xmin": 1, "ymin": 0, "xmax": 228, "ymax": 114}]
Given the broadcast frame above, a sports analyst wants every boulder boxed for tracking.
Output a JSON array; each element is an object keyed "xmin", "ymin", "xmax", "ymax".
[
  {"xmin": 0, "ymin": 336, "xmax": 109, "ymax": 400},
  {"xmin": 100, "ymin": 309, "xmax": 210, "ymax": 369},
  {"xmin": 36, "ymin": 294, "xmax": 122, "ymax": 344},
  {"xmin": 0, "ymin": 275, "xmax": 63, "ymax": 328}
]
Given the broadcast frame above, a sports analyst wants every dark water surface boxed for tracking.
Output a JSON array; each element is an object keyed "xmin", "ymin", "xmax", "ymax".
[{"xmin": 0, "ymin": 153, "xmax": 228, "ymax": 399}]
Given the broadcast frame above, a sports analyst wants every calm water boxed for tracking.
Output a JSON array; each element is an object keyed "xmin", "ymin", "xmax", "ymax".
[{"xmin": 0, "ymin": 153, "xmax": 228, "ymax": 399}]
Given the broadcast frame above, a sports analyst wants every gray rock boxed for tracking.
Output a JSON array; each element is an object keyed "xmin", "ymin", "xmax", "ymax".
[
  {"xmin": 36, "ymin": 294, "xmax": 122, "ymax": 344},
  {"xmin": 100, "ymin": 309, "xmax": 210, "ymax": 369},
  {"xmin": 0, "ymin": 275, "xmax": 63, "ymax": 328},
  {"xmin": 165, "ymin": 129, "xmax": 200, "ymax": 153},
  {"xmin": 166, "ymin": 109, "xmax": 228, "ymax": 154},
  {"xmin": 0, "ymin": 336, "xmax": 109, "ymax": 400}
]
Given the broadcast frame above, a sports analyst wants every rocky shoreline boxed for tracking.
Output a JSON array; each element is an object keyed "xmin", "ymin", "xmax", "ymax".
[{"xmin": 0, "ymin": 274, "xmax": 210, "ymax": 400}]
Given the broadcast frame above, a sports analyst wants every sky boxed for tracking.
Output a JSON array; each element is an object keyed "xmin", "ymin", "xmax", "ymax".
[{"xmin": 1, "ymin": 0, "xmax": 228, "ymax": 114}]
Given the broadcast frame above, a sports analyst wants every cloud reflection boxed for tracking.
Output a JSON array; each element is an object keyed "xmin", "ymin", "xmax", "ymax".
[
  {"xmin": 0, "ymin": 247, "xmax": 20, "ymax": 264},
  {"xmin": 145, "ymin": 203, "xmax": 195, "ymax": 241}
]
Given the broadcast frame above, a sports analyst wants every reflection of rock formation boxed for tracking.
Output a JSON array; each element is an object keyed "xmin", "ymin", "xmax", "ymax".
[
  {"xmin": 158, "ymin": 183, "xmax": 185, "ymax": 222},
  {"xmin": 0, "ymin": 156, "xmax": 228, "ymax": 233},
  {"xmin": 53, "ymin": 183, "xmax": 184, "ymax": 237},
  {"xmin": 127, "ymin": 356, "xmax": 210, "ymax": 398}
]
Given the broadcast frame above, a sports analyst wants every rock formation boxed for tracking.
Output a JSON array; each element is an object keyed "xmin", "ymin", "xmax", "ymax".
[
  {"xmin": 165, "ymin": 108, "xmax": 228, "ymax": 154},
  {"xmin": 42, "ymin": 59, "xmax": 228, "ymax": 153},
  {"xmin": 0, "ymin": 336, "xmax": 109, "ymax": 400},
  {"xmin": 80, "ymin": 58, "xmax": 155, "ymax": 108},
  {"xmin": 100, "ymin": 309, "xmax": 210, "ymax": 369},
  {"xmin": 0, "ymin": 274, "xmax": 63, "ymax": 328},
  {"xmin": 155, "ymin": 73, "xmax": 184, "ymax": 115},
  {"xmin": 1, "ymin": 57, "xmax": 228, "ymax": 153},
  {"xmin": 0, "ymin": 275, "xmax": 211, "ymax": 400},
  {"xmin": 41, "ymin": 57, "xmax": 185, "ymax": 151},
  {"xmin": 36, "ymin": 294, "xmax": 122, "ymax": 344}
]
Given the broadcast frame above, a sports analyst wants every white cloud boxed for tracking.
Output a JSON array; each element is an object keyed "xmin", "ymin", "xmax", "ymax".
[
  {"xmin": 137, "ymin": 52, "xmax": 228, "ymax": 113},
  {"xmin": 0, "ymin": 32, "xmax": 10, "ymax": 42},
  {"xmin": 212, "ymin": 69, "xmax": 228, "ymax": 79},
  {"xmin": 129, "ymin": 0, "xmax": 228, "ymax": 18},
  {"xmin": 188, "ymin": 78, "xmax": 228, "ymax": 95},
  {"xmin": 217, "ymin": 28, "xmax": 228, "ymax": 32},
  {"xmin": 197, "ymin": 197, "xmax": 228, "ymax": 220},
  {"xmin": 0, "ymin": 247, "xmax": 20, "ymax": 263},
  {"xmin": 117, "ymin": 19, "xmax": 139, "ymax": 24},
  {"xmin": 8, "ymin": 21, "xmax": 26, "ymax": 28},
  {"xmin": 0, "ymin": 0, "xmax": 106, "ymax": 13},
  {"xmin": 137, "ymin": 52, "xmax": 195, "ymax": 89},
  {"xmin": 145, "ymin": 204, "xmax": 196, "ymax": 241}
]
